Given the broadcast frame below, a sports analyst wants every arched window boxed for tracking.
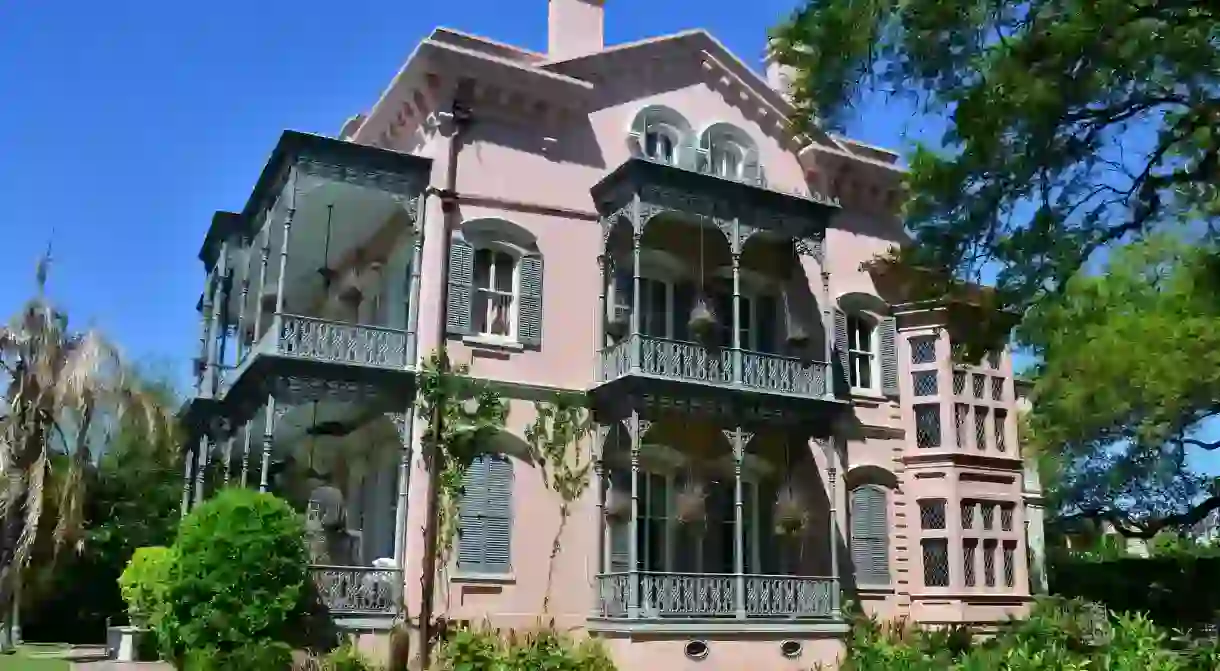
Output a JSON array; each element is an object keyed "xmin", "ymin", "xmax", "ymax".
[
  {"xmin": 473, "ymin": 247, "xmax": 517, "ymax": 339},
  {"xmin": 700, "ymin": 123, "xmax": 762, "ymax": 184},
  {"xmin": 629, "ymin": 105, "xmax": 693, "ymax": 168},
  {"xmin": 447, "ymin": 218, "xmax": 544, "ymax": 347},
  {"xmin": 850, "ymin": 485, "xmax": 890, "ymax": 587},
  {"xmin": 835, "ymin": 294, "xmax": 898, "ymax": 397}
]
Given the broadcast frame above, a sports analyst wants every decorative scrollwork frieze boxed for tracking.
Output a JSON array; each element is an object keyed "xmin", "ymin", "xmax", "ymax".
[{"xmin": 295, "ymin": 155, "xmax": 424, "ymax": 198}]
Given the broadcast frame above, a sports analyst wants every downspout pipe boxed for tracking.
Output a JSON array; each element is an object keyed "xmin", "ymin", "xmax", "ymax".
[{"xmin": 418, "ymin": 88, "xmax": 474, "ymax": 669}]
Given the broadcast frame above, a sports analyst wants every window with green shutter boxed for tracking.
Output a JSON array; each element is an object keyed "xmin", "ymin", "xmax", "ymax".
[
  {"xmin": 850, "ymin": 485, "xmax": 890, "ymax": 586},
  {"xmin": 457, "ymin": 454, "xmax": 514, "ymax": 574}
]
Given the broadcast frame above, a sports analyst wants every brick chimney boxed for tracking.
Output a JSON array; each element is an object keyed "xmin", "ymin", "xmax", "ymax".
[{"xmin": 548, "ymin": 0, "xmax": 605, "ymax": 60}]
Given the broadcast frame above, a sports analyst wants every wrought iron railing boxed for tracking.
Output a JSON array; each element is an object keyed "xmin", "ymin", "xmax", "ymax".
[
  {"xmin": 598, "ymin": 335, "xmax": 830, "ymax": 398},
  {"xmin": 310, "ymin": 565, "xmax": 401, "ymax": 615},
  {"xmin": 595, "ymin": 572, "xmax": 837, "ymax": 619},
  {"xmin": 278, "ymin": 314, "xmax": 409, "ymax": 368}
]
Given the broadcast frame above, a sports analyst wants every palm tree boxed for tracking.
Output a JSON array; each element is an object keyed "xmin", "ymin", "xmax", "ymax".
[{"xmin": 0, "ymin": 255, "xmax": 168, "ymax": 650}]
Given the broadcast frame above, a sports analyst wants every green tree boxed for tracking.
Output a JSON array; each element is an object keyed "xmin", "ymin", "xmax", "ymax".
[
  {"xmin": 20, "ymin": 383, "xmax": 182, "ymax": 641},
  {"xmin": 0, "ymin": 259, "xmax": 169, "ymax": 647},
  {"xmin": 770, "ymin": 0, "xmax": 1220, "ymax": 354},
  {"xmin": 1018, "ymin": 236, "xmax": 1220, "ymax": 536}
]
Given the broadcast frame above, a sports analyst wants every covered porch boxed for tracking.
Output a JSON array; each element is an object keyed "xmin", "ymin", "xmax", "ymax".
[{"xmin": 590, "ymin": 411, "xmax": 842, "ymax": 624}]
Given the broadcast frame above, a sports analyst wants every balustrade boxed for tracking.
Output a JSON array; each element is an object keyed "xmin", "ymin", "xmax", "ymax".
[
  {"xmin": 594, "ymin": 572, "xmax": 836, "ymax": 619},
  {"xmin": 310, "ymin": 565, "xmax": 401, "ymax": 615},
  {"xmin": 598, "ymin": 334, "xmax": 829, "ymax": 398}
]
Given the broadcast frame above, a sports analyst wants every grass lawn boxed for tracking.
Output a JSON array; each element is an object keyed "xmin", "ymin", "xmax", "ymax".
[{"xmin": 0, "ymin": 645, "xmax": 71, "ymax": 671}]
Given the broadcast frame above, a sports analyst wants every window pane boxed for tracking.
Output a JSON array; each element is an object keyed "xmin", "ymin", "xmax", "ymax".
[
  {"xmin": 493, "ymin": 252, "xmax": 514, "ymax": 292},
  {"xmin": 473, "ymin": 248, "xmax": 493, "ymax": 289},
  {"xmin": 919, "ymin": 500, "xmax": 946, "ymax": 530},
  {"xmin": 983, "ymin": 540, "xmax": 997, "ymax": 587},
  {"xmin": 963, "ymin": 539, "xmax": 977, "ymax": 587},
  {"xmin": 474, "ymin": 292, "xmax": 490, "ymax": 335},
  {"xmin": 922, "ymin": 539, "xmax": 949, "ymax": 587},
  {"xmin": 488, "ymin": 294, "xmax": 511, "ymax": 336},
  {"xmin": 855, "ymin": 319, "xmax": 872, "ymax": 350},
  {"xmin": 856, "ymin": 354, "xmax": 872, "ymax": 389}
]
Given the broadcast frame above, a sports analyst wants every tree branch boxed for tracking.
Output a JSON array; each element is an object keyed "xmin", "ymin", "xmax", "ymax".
[{"xmin": 1083, "ymin": 495, "xmax": 1220, "ymax": 539}]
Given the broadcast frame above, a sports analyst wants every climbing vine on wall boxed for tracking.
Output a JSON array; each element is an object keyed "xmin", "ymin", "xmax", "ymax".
[
  {"xmin": 525, "ymin": 391, "xmax": 594, "ymax": 613},
  {"xmin": 416, "ymin": 352, "xmax": 509, "ymax": 570}
]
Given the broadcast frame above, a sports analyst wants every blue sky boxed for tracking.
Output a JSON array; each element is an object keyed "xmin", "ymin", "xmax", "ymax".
[{"xmin": 0, "ymin": 1, "xmax": 934, "ymax": 376}]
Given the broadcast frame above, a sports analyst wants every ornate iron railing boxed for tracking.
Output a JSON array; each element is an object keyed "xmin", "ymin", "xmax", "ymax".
[
  {"xmin": 277, "ymin": 314, "xmax": 408, "ymax": 369},
  {"xmin": 598, "ymin": 335, "xmax": 829, "ymax": 399},
  {"xmin": 594, "ymin": 572, "xmax": 836, "ymax": 619},
  {"xmin": 740, "ymin": 350, "xmax": 827, "ymax": 396},
  {"xmin": 744, "ymin": 575, "xmax": 835, "ymax": 617},
  {"xmin": 310, "ymin": 565, "xmax": 401, "ymax": 615}
]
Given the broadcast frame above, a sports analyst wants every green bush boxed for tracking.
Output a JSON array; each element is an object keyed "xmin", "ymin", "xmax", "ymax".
[
  {"xmin": 831, "ymin": 597, "xmax": 1220, "ymax": 670},
  {"xmin": 156, "ymin": 488, "xmax": 309, "ymax": 667},
  {"xmin": 322, "ymin": 641, "xmax": 378, "ymax": 671},
  {"xmin": 1049, "ymin": 553, "xmax": 1220, "ymax": 633},
  {"xmin": 183, "ymin": 641, "xmax": 294, "ymax": 671},
  {"xmin": 117, "ymin": 546, "xmax": 174, "ymax": 626},
  {"xmin": 434, "ymin": 623, "xmax": 616, "ymax": 671}
]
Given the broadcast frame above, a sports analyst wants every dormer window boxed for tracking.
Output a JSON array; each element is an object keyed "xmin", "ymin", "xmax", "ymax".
[
  {"xmin": 644, "ymin": 126, "xmax": 679, "ymax": 165},
  {"xmin": 709, "ymin": 140, "xmax": 743, "ymax": 179},
  {"xmin": 701, "ymin": 123, "xmax": 761, "ymax": 184},
  {"xmin": 630, "ymin": 105, "xmax": 693, "ymax": 168}
]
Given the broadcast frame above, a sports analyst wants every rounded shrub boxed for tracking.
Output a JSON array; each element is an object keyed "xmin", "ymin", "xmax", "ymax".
[
  {"xmin": 156, "ymin": 488, "xmax": 308, "ymax": 668},
  {"xmin": 118, "ymin": 545, "xmax": 174, "ymax": 626}
]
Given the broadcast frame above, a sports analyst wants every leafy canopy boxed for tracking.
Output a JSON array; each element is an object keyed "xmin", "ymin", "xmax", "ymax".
[
  {"xmin": 772, "ymin": 0, "xmax": 1220, "ymax": 333},
  {"xmin": 1021, "ymin": 235, "xmax": 1220, "ymax": 535}
]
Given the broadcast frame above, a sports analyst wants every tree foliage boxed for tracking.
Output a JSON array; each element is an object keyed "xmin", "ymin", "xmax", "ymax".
[
  {"xmin": 771, "ymin": 0, "xmax": 1220, "ymax": 348},
  {"xmin": 1021, "ymin": 236, "xmax": 1220, "ymax": 535},
  {"xmin": 0, "ymin": 259, "xmax": 171, "ymax": 642}
]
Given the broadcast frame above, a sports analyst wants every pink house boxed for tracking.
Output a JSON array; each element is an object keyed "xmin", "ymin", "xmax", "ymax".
[{"xmin": 181, "ymin": 2, "xmax": 1038, "ymax": 667}]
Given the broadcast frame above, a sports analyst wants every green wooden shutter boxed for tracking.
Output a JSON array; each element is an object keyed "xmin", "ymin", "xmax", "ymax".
[
  {"xmin": 517, "ymin": 254, "xmax": 543, "ymax": 347},
  {"xmin": 834, "ymin": 307, "xmax": 850, "ymax": 397},
  {"xmin": 851, "ymin": 487, "xmax": 890, "ymax": 586},
  {"xmin": 879, "ymin": 316, "xmax": 899, "ymax": 397},
  {"xmin": 608, "ymin": 468, "xmax": 630, "ymax": 572},
  {"xmin": 483, "ymin": 455, "xmax": 513, "ymax": 573},
  {"xmin": 457, "ymin": 456, "xmax": 488, "ymax": 571},
  {"xmin": 446, "ymin": 238, "xmax": 474, "ymax": 336}
]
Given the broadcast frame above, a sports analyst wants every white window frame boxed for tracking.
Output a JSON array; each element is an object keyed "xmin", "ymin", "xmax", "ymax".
[
  {"xmin": 708, "ymin": 138, "xmax": 745, "ymax": 180},
  {"xmin": 644, "ymin": 123, "xmax": 681, "ymax": 166},
  {"xmin": 472, "ymin": 243, "xmax": 521, "ymax": 342},
  {"xmin": 847, "ymin": 313, "xmax": 879, "ymax": 393}
]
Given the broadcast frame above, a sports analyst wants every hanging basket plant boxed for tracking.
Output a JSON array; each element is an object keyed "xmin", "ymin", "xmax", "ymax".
[
  {"xmin": 781, "ymin": 277, "xmax": 812, "ymax": 347},
  {"xmin": 674, "ymin": 478, "xmax": 708, "ymax": 524},
  {"xmin": 773, "ymin": 481, "xmax": 810, "ymax": 537},
  {"xmin": 605, "ymin": 489, "xmax": 631, "ymax": 522},
  {"xmin": 606, "ymin": 307, "xmax": 629, "ymax": 340},
  {"xmin": 687, "ymin": 296, "xmax": 718, "ymax": 342}
]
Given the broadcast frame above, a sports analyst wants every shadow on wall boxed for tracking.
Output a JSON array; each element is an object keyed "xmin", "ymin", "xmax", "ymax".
[{"xmin": 466, "ymin": 113, "xmax": 606, "ymax": 170}]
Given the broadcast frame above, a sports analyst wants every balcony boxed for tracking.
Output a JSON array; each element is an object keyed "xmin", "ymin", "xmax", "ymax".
[
  {"xmin": 598, "ymin": 335, "xmax": 829, "ymax": 400},
  {"xmin": 595, "ymin": 572, "xmax": 837, "ymax": 620},
  {"xmin": 203, "ymin": 131, "xmax": 429, "ymax": 411},
  {"xmin": 310, "ymin": 565, "xmax": 402, "ymax": 617}
]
